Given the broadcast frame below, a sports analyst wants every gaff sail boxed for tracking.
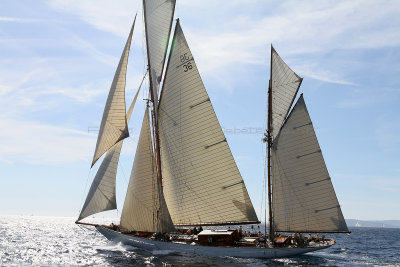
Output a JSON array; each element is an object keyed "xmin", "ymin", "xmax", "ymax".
[{"xmin": 271, "ymin": 95, "xmax": 349, "ymax": 233}]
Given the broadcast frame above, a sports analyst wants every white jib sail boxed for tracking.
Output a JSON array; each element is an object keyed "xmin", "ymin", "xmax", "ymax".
[
  {"xmin": 158, "ymin": 21, "xmax": 258, "ymax": 226},
  {"xmin": 271, "ymin": 46, "xmax": 303, "ymax": 138},
  {"xmin": 120, "ymin": 107, "xmax": 175, "ymax": 233},
  {"xmin": 143, "ymin": 0, "xmax": 176, "ymax": 110},
  {"xmin": 272, "ymin": 95, "xmax": 349, "ymax": 232},
  {"xmin": 91, "ymin": 16, "xmax": 137, "ymax": 167},
  {"xmin": 78, "ymin": 86, "xmax": 142, "ymax": 221}
]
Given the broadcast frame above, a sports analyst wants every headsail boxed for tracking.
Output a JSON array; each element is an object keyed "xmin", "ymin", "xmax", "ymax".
[
  {"xmin": 77, "ymin": 85, "xmax": 142, "ymax": 221},
  {"xmin": 158, "ymin": 21, "xmax": 259, "ymax": 226},
  {"xmin": 270, "ymin": 46, "xmax": 302, "ymax": 138},
  {"xmin": 91, "ymin": 15, "xmax": 137, "ymax": 167},
  {"xmin": 120, "ymin": 107, "xmax": 175, "ymax": 233},
  {"xmin": 271, "ymin": 95, "xmax": 349, "ymax": 233},
  {"xmin": 143, "ymin": 0, "xmax": 176, "ymax": 109}
]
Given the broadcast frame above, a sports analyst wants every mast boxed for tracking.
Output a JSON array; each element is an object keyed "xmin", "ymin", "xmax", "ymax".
[
  {"xmin": 142, "ymin": 0, "xmax": 163, "ymax": 186},
  {"xmin": 267, "ymin": 46, "xmax": 274, "ymax": 242}
]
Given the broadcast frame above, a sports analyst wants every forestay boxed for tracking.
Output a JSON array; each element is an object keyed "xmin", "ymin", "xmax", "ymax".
[
  {"xmin": 158, "ymin": 21, "xmax": 258, "ymax": 226},
  {"xmin": 271, "ymin": 95, "xmax": 349, "ymax": 232},
  {"xmin": 143, "ymin": 0, "xmax": 176, "ymax": 109},
  {"xmin": 270, "ymin": 46, "xmax": 302, "ymax": 138},
  {"xmin": 120, "ymin": 107, "xmax": 175, "ymax": 233},
  {"xmin": 78, "ymin": 86, "xmax": 142, "ymax": 221},
  {"xmin": 91, "ymin": 16, "xmax": 137, "ymax": 167}
]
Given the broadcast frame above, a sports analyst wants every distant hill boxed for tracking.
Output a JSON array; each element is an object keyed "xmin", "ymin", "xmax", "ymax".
[{"xmin": 346, "ymin": 219, "xmax": 400, "ymax": 228}]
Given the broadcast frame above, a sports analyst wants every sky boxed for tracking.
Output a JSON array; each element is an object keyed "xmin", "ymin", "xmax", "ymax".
[{"xmin": 0, "ymin": 0, "xmax": 399, "ymax": 222}]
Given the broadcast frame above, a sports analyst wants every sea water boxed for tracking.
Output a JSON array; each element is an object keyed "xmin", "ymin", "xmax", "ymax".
[{"xmin": 1, "ymin": 215, "xmax": 399, "ymax": 266}]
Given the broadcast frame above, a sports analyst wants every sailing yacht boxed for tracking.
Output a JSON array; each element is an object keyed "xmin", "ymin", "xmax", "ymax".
[{"xmin": 76, "ymin": 0, "xmax": 350, "ymax": 259}]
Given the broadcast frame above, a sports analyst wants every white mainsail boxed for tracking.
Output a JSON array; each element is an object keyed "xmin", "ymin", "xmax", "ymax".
[
  {"xmin": 270, "ymin": 46, "xmax": 302, "ymax": 138},
  {"xmin": 158, "ymin": 21, "xmax": 258, "ymax": 226},
  {"xmin": 120, "ymin": 107, "xmax": 175, "ymax": 233},
  {"xmin": 271, "ymin": 95, "xmax": 348, "ymax": 232},
  {"xmin": 91, "ymin": 16, "xmax": 137, "ymax": 167},
  {"xmin": 78, "ymin": 86, "xmax": 142, "ymax": 221},
  {"xmin": 143, "ymin": 0, "xmax": 176, "ymax": 110}
]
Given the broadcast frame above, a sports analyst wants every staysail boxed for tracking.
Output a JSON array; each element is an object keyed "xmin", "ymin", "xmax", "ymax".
[
  {"xmin": 91, "ymin": 15, "xmax": 137, "ymax": 167},
  {"xmin": 158, "ymin": 21, "xmax": 258, "ymax": 226},
  {"xmin": 270, "ymin": 46, "xmax": 302, "ymax": 138},
  {"xmin": 143, "ymin": 0, "xmax": 176, "ymax": 109},
  {"xmin": 271, "ymin": 95, "xmax": 349, "ymax": 232},
  {"xmin": 77, "ymin": 86, "xmax": 142, "ymax": 221},
  {"xmin": 120, "ymin": 107, "xmax": 175, "ymax": 232}
]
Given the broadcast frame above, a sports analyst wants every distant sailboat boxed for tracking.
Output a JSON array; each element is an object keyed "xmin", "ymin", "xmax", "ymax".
[{"xmin": 76, "ymin": 0, "xmax": 350, "ymax": 259}]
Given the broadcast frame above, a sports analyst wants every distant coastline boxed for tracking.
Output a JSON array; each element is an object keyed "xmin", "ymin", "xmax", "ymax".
[{"xmin": 346, "ymin": 219, "xmax": 400, "ymax": 229}]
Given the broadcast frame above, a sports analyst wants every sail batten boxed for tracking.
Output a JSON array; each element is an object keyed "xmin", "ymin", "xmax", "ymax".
[
  {"xmin": 271, "ymin": 95, "xmax": 348, "ymax": 233},
  {"xmin": 120, "ymin": 107, "xmax": 175, "ymax": 233},
  {"xmin": 158, "ymin": 21, "xmax": 258, "ymax": 226},
  {"xmin": 78, "ymin": 84, "xmax": 142, "ymax": 221},
  {"xmin": 91, "ymin": 16, "xmax": 137, "ymax": 167}
]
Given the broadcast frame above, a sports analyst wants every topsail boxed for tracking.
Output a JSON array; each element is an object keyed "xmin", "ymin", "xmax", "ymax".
[
  {"xmin": 143, "ymin": 0, "xmax": 176, "ymax": 109},
  {"xmin": 91, "ymin": 16, "xmax": 137, "ymax": 167},
  {"xmin": 158, "ymin": 21, "xmax": 258, "ymax": 226},
  {"xmin": 270, "ymin": 46, "xmax": 302, "ymax": 138}
]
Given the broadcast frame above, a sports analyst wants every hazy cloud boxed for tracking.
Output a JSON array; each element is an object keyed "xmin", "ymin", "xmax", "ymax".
[{"xmin": 0, "ymin": 117, "xmax": 93, "ymax": 164}]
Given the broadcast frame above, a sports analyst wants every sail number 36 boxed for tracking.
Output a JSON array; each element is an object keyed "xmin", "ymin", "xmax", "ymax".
[{"xmin": 180, "ymin": 53, "xmax": 193, "ymax": 72}]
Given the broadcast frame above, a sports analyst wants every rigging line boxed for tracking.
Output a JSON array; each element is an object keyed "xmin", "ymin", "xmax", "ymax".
[
  {"xmin": 141, "ymin": 9, "xmax": 147, "ymax": 77},
  {"xmin": 260, "ymin": 74, "xmax": 269, "ymax": 231},
  {"xmin": 78, "ymin": 164, "xmax": 94, "ymax": 218},
  {"xmin": 117, "ymin": 155, "xmax": 132, "ymax": 191},
  {"xmin": 263, "ymin": 139, "xmax": 268, "ymax": 217},
  {"xmin": 137, "ymin": 70, "xmax": 149, "ymax": 96},
  {"xmin": 120, "ymin": 70, "xmax": 150, "ymax": 186},
  {"xmin": 135, "ymin": 0, "xmax": 141, "ymax": 16}
]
